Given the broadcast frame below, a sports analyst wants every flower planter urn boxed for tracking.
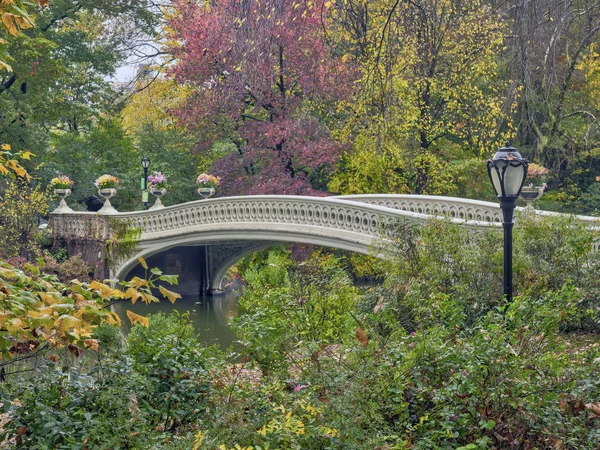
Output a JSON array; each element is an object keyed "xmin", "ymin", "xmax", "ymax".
[
  {"xmin": 52, "ymin": 188, "xmax": 74, "ymax": 213},
  {"xmin": 97, "ymin": 188, "xmax": 118, "ymax": 214},
  {"xmin": 519, "ymin": 185, "xmax": 545, "ymax": 209},
  {"xmin": 197, "ymin": 187, "xmax": 215, "ymax": 199},
  {"xmin": 149, "ymin": 188, "xmax": 167, "ymax": 210}
]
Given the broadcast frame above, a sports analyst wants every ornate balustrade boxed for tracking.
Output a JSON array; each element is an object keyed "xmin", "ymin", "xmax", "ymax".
[
  {"xmin": 50, "ymin": 195, "xmax": 600, "ymax": 242},
  {"xmin": 101, "ymin": 195, "xmax": 485, "ymax": 243},
  {"xmin": 336, "ymin": 194, "xmax": 600, "ymax": 226},
  {"xmin": 49, "ymin": 194, "xmax": 600, "ymax": 284}
]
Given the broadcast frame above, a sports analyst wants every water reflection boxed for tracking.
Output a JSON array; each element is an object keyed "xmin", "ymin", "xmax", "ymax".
[{"xmin": 113, "ymin": 290, "xmax": 240, "ymax": 349}]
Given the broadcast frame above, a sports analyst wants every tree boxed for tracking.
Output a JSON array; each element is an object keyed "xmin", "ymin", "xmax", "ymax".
[
  {"xmin": 328, "ymin": 0, "xmax": 511, "ymax": 196},
  {"xmin": 169, "ymin": 0, "xmax": 356, "ymax": 195},
  {"xmin": 0, "ymin": 0, "xmax": 160, "ymax": 196},
  {"xmin": 505, "ymin": 0, "xmax": 600, "ymax": 202},
  {"xmin": 0, "ymin": 177, "xmax": 47, "ymax": 258}
]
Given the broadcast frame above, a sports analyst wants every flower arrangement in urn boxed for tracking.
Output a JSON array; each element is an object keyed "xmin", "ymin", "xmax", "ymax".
[
  {"xmin": 95, "ymin": 175, "xmax": 119, "ymax": 213},
  {"xmin": 50, "ymin": 175, "xmax": 74, "ymax": 213},
  {"xmin": 50, "ymin": 175, "xmax": 74, "ymax": 190},
  {"xmin": 147, "ymin": 171, "xmax": 169, "ymax": 209},
  {"xmin": 148, "ymin": 171, "xmax": 169, "ymax": 192},
  {"xmin": 520, "ymin": 163, "xmax": 549, "ymax": 209},
  {"xmin": 95, "ymin": 174, "xmax": 119, "ymax": 189},
  {"xmin": 525, "ymin": 163, "xmax": 549, "ymax": 187},
  {"xmin": 196, "ymin": 173, "xmax": 220, "ymax": 198}
]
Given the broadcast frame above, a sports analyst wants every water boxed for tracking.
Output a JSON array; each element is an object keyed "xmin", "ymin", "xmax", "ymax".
[
  {"xmin": 112, "ymin": 281, "xmax": 379, "ymax": 349},
  {"xmin": 113, "ymin": 290, "xmax": 240, "ymax": 349}
]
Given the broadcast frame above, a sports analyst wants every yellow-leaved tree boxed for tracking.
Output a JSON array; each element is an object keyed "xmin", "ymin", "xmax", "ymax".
[
  {"xmin": 328, "ymin": 0, "xmax": 514, "ymax": 196},
  {"xmin": 0, "ymin": 256, "xmax": 180, "ymax": 362},
  {"xmin": 121, "ymin": 76, "xmax": 191, "ymax": 135}
]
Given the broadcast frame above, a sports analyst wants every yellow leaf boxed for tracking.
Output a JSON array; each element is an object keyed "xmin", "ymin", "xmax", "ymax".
[
  {"xmin": 126, "ymin": 310, "xmax": 149, "ymax": 327},
  {"xmin": 0, "ymin": 311, "xmax": 14, "ymax": 327},
  {"xmin": 7, "ymin": 318, "xmax": 26, "ymax": 334},
  {"xmin": 14, "ymin": 16, "xmax": 33, "ymax": 29},
  {"xmin": 89, "ymin": 281, "xmax": 122, "ymax": 300},
  {"xmin": 39, "ymin": 292, "xmax": 61, "ymax": 306},
  {"xmin": 59, "ymin": 314, "xmax": 81, "ymax": 331},
  {"xmin": 128, "ymin": 276, "xmax": 147, "ymax": 289},
  {"xmin": 125, "ymin": 287, "xmax": 141, "ymax": 304},
  {"xmin": 20, "ymin": 151, "xmax": 34, "ymax": 160},
  {"xmin": 105, "ymin": 311, "xmax": 122, "ymax": 327},
  {"xmin": 159, "ymin": 285, "xmax": 181, "ymax": 304},
  {"xmin": 140, "ymin": 291, "xmax": 158, "ymax": 305},
  {"xmin": 138, "ymin": 256, "xmax": 148, "ymax": 270},
  {"xmin": 2, "ymin": 14, "xmax": 18, "ymax": 37},
  {"xmin": 1, "ymin": 144, "xmax": 10, "ymax": 150}
]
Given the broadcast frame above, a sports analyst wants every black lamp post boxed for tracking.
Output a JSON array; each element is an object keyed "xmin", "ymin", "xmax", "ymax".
[
  {"xmin": 141, "ymin": 156, "xmax": 151, "ymax": 210},
  {"xmin": 487, "ymin": 141, "xmax": 528, "ymax": 303}
]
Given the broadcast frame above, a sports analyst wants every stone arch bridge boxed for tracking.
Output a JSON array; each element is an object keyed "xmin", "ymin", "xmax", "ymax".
[{"xmin": 50, "ymin": 195, "xmax": 599, "ymax": 294}]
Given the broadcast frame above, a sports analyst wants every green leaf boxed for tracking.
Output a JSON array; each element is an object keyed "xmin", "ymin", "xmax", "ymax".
[
  {"xmin": 482, "ymin": 419, "xmax": 496, "ymax": 430},
  {"xmin": 158, "ymin": 274, "xmax": 179, "ymax": 285},
  {"xmin": 150, "ymin": 267, "xmax": 163, "ymax": 275}
]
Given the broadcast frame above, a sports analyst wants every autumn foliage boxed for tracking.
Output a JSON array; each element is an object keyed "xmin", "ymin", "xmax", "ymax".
[
  {"xmin": 169, "ymin": 0, "xmax": 356, "ymax": 195},
  {"xmin": 0, "ymin": 257, "xmax": 179, "ymax": 361}
]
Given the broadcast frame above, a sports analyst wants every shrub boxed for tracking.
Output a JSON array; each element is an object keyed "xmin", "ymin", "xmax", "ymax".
[
  {"xmin": 127, "ymin": 312, "xmax": 213, "ymax": 432},
  {"xmin": 0, "ymin": 178, "xmax": 48, "ymax": 259},
  {"xmin": 230, "ymin": 248, "xmax": 358, "ymax": 376},
  {"xmin": 57, "ymin": 254, "xmax": 92, "ymax": 282}
]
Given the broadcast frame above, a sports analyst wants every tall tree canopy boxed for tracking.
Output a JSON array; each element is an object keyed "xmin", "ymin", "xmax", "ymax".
[
  {"xmin": 169, "ymin": 0, "xmax": 357, "ymax": 195},
  {"xmin": 327, "ymin": 0, "xmax": 510, "ymax": 195}
]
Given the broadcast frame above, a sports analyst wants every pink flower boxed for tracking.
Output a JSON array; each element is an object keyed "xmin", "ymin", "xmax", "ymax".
[
  {"xmin": 294, "ymin": 384, "xmax": 308, "ymax": 392},
  {"xmin": 408, "ymin": 342, "xmax": 415, "ymax": 348},
  {"xmin": 450, "ymin": 414, "xmax": 457, "ymax": 421},
  {"xmin": 410, "ymin": 331, "xmax": 416, "ymax": 336}
]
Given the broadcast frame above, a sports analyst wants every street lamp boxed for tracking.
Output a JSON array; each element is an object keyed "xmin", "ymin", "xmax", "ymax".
[
  {"xmin": 141, "ymin": 156, "xmax": 151, "ymax": 210},
  {"xmin": 487, "ymin": 141, "xmax": 528, "ymax": 303}
]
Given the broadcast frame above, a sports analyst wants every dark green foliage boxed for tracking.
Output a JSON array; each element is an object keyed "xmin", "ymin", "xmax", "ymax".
[{"xmin": 0, "ymin": 314, "xmax": 214, "ymax": 449}]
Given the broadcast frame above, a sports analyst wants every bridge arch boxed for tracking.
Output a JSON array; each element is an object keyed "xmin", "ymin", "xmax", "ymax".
[{"xmin": 51, "ymin": 194, "xmax": 598, "ymax": 293}]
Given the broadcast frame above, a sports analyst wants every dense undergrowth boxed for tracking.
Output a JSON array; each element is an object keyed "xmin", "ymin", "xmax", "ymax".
[{"xmin": 1, "ymin": 213, "xmax": 600, "ymax": 449}]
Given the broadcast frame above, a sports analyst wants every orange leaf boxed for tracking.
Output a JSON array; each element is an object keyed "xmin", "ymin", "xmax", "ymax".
[
  {"xmin": 126, "ymin": 310, "xmax": 149, "ymax": 327},
  {"xmin": 83, "ymin": 339, "xmax": 99, "ymax": 351},
  {"xmin": 355, "ymin": 328, "xmax": 368, "ymax": 348}
]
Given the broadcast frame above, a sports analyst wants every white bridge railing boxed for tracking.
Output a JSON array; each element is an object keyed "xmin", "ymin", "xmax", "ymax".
[
  {"xmin": 49, "ymin": 194, "xmax": 599, "ymax": 252},
  {"xmin": 50, "ymin": 195, "xmax": 508, "ymax": 241}
]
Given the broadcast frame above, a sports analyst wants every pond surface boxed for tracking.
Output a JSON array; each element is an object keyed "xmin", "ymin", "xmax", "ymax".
[
  {"xmin": 112, "ymin": 282, "xmax": 377, "ymax": 349},
  {"xmin": 113, "ymin": 290, "xmax": 240, "ymax": 349}
]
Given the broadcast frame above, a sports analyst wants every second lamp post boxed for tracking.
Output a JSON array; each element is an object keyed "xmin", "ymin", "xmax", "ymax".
[
  {"xmin": 141, "ymin": 156, "xmax": 151, "ymax": 210},
  {"xmin": 487, "ymin": 141, "xmax": 528, "ymax": 303}
]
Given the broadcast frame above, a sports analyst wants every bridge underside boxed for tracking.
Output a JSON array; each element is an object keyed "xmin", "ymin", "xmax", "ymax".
[
  {"xmin": 116, "ymin": 228, "xmax": 378, "ymax": 295},
  {"xmin": 121, "ymin": 242, "xmax": 271, "ymax": 295}
]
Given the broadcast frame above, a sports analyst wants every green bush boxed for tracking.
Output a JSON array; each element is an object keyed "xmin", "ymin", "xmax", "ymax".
[
  {"xmin": 127, "ymin": 312, "xmax": 213, "ymax": 432},
  {"xmin": 230, "ymin": 248, "xmax": 358, "ymax": 376}
]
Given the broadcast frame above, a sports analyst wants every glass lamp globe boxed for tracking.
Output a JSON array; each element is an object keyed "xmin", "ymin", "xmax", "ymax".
[{"xmin": 487, "ymin": 141, "xmax": 528, "ymax": 198}]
